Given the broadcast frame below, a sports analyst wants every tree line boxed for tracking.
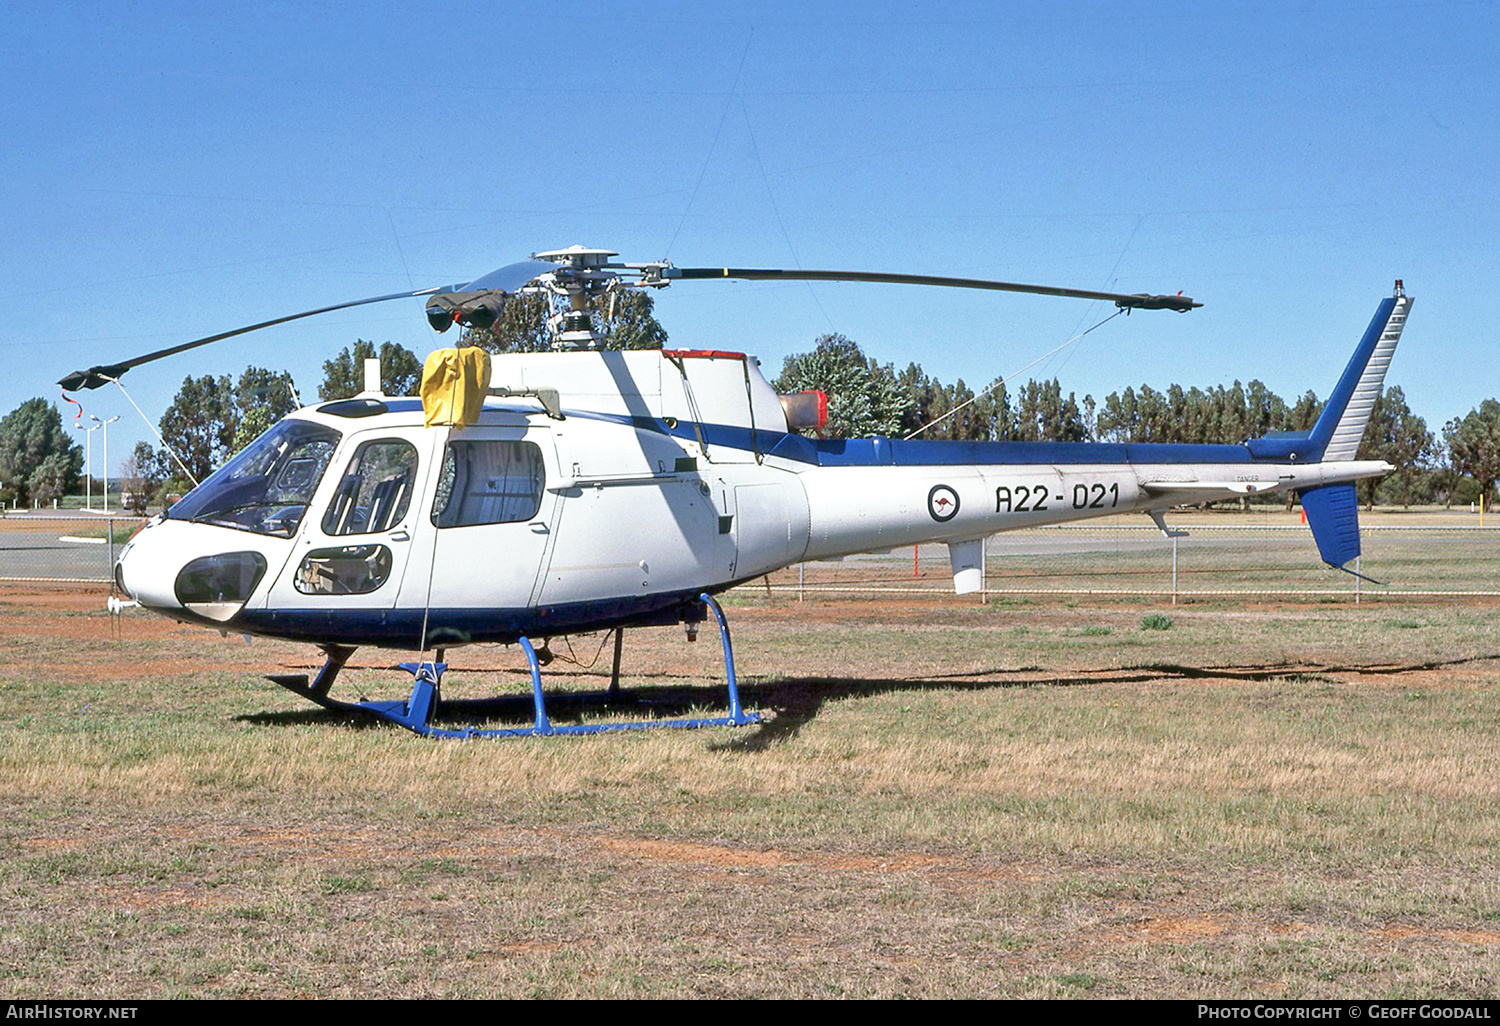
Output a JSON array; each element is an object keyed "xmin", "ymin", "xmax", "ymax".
[
  {"xmin": 5, "ymin": 306, "xmax": 1498, "ymax": 513},
  {"xmin": 773, "ymin": 333, "xmax": 1474, "ymax": 509}
]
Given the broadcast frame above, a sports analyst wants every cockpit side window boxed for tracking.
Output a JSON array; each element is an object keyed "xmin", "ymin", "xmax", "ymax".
[
  {"xmin": 322, "ymin": 438, "xmax": 420, "ymax": 536},
  {"xmin": 431, "ymin": 441, "xmax": 545, "ymax": 528},
  {"xmin": 167, "ymin": 420, "xmax": 340, "ymax": 538}
]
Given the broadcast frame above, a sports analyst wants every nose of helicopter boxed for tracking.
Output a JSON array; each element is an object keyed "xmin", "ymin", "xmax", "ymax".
[
  {"xmin": 115, "ymin": 518, "xmax": 272, "ymax": 623},
  {"xmin": 114, "ymin": 518, "xmax": 182, "ymax": 612}
]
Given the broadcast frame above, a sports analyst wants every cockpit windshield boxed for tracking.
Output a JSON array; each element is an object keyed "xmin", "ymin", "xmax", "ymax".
[{"xmin": 168, "ymin": 419, "xmax": 341, "ymax": 538}]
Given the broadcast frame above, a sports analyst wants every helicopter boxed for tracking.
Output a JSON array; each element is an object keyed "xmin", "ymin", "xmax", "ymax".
[{"xmin": 59, "ymin": 247, "xmax": 1411, "ymax": 738}]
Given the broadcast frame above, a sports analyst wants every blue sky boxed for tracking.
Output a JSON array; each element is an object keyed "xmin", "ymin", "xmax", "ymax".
[{"xmin": 3, "ymin": 0, "xmax": 1496, "ymax": 473}]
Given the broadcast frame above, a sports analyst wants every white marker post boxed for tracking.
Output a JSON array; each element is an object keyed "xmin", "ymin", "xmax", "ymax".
[
  {"xmin": 75, "ymin": 421, "xmax": 100, "ymax": 510},
  {"xmin": 92, "ymin": 415, "xmax": 120, "ymax": 513}
]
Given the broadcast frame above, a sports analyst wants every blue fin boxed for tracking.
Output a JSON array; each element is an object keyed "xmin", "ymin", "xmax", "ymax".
[
  {"xmin": 1300, "ymin": 483, "xmax": 1361, "ymax": 568},
  {"xmin": 1307, "ymin": 288, "xmax": 1412, "ymax": 462}
]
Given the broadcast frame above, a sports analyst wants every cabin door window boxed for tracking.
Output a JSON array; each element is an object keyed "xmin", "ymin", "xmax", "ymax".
[
  {"xmin": 395, "ymin": 429, "xmax": 560, "ymax": 625},
  {"xmin": 322, "ymin": 438, "xmax": 420, "ymax": 537},
  {"xmin": 430, "ymin": 441, "xmax": 545, "ymax": 528}
]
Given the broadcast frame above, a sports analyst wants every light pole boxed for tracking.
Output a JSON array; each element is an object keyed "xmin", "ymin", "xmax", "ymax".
[
  {"xmin": 75, "ymin": 421, "xmax": 101, "ymax": 510},
  {"xmin": 90, "ymin": 415, "xmax": 119, "ymax": 513}
]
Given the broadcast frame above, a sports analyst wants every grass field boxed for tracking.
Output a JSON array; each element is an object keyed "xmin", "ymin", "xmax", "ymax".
[{"xmin": 2, "ymin": 583, "xmax": 1498, "ymax": 998}]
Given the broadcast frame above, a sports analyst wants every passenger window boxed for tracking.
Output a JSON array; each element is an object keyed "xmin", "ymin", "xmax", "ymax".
[
  {"xmin": 295, "ymin": 545, "xmax": 394, "ymax": 595},
  {"xmin": 431, "ymin": 441, "xmax": 545, "ymax": 528},
  {"xmin": 322, "ymin": 439, "xmax": 419, "ymax": 536}
]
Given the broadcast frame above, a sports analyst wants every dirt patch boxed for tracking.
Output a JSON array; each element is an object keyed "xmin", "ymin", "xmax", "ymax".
[
  {"xmin": 18, "ymin": 836, "xmax": 83, "ymax": 850},
  {"xmin": 1377, "ymin": 926, "xmax": 1500, "ymax": 945},
  {"xmin": 89, "ymin": 884, "xmax": 215, "ymax": 911},
  {"xmin": 233, "ymin": 826, "xmax": 408, "ymax": 865},
  {"xmin": 1135, "ymin": 916, "xmax": 1227, "ymax": 942},
  {"xmin": 0, "ymin": 583, "xmax": 112, "ymax": 610},
  {"xmin": 591, "ymin": 834, "xmax": 955, "ymax": 875}
]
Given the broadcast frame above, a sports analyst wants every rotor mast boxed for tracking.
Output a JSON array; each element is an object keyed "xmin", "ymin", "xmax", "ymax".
[{"xmin": 532, "ymin": 246, "xmax": 620, "ymax": 349}]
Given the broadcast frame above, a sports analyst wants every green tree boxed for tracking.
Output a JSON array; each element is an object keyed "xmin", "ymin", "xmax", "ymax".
[
  {"xmin": 896, "ymin": 363, "xmax": 934, "ymax": 436},
  {"xmin": 1444, "ymin": 400, "xmax": 1500, "ymax": 508},
  {"xmin": 126, "ymin": 440, "xmax": 175, "ymax": 496},
  {"xmin": 467, "ymin": 293, "xmax": 551, "ymax": 353},
  {"xmin": 27, "ymin": 450, "xmax": 77, "ymax": 507},
  {"xmin": 159, "ymin": 375, "xmax": 237, "ymax": 485},
  {"xmin": 1243, "ymin": 380, "xmax": 1291, "ymax": 441},
  {"xmin": 0, "ymin": 399, "xmax": 83, "ymax": 507},
  {"xmin": 159, "ymin": 364, "xmax": 300, "ymax": 482},
  {"xmin": 1288, "ymin": 390, "xmax": 1323, "ymax": 431},
  {"xmin": 233, "ymin": 366, "xmax": 300, "ymax": 451},
  {"xmin": 1097, "ymin": 387, "xmax": 1138, "ymax": 443},
  {"xmin": 1011, "ymin": 379, "xmax": 1087, "ymax": 442},
  {"xmin": 1101, "ymin": 379, "xmax": 1309, "ymax": 446},
  {"xmin": 319, "ymin": 340, "xmax": 424, "ymax": 400},
  {"xmin": 774, "ymin": 334, "xmax": 910, "ymax": 439},
  {"xmin": 594, "ymin": 290, "xmax": 670, "ymax": 350},
  {"xmin": 1356, "ymin": 386, "xmax": 1435, "ymax": 508},
  {"xmin": 898, "ymin": 365, "xmax": 1001, "ymax": 440}
]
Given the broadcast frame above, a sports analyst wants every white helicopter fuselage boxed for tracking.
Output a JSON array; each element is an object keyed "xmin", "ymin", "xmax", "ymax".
[{"xmin": 114, "ymin": 330, "xmax": 1395, "ymax": 651}]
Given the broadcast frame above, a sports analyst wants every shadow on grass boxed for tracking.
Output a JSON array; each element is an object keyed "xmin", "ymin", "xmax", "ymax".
[
  {"xmin": 236, "ymin": 651, "xmax": 1500, "ymax": 746},
  {"xmin": 235, "ymin": 707, "xmax": 390, "ymax": 731},
  {"xmin": 720, "ymin": 650, "xmax": 1500, "ymax": 750}
]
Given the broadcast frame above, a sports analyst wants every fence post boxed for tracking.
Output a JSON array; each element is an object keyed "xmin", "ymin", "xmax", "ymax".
[
  {"xmin": 1172, "ymin": 534, "xmax": 1179, "ymax": 605},
  {"xmin": 980, "ymin": 536, "xmax": 988, "ymax": 605}
]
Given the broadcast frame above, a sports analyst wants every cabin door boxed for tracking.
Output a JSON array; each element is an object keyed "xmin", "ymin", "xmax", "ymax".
[
  {"xmin": 394, "ymin": 424, "xmax": 562, "ymax": 645},
  {"xmin": 265, "ymin": 425, "xmax": 433, "ymax": 615}
]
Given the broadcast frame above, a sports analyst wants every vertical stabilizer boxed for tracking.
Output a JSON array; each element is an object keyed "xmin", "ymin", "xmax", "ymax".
[
  {"xmin": 1300, "ymin": 483, "xmax": 1362, "ymax": 569},
  {"xmin": 949, "ymin": 540, "xmax": 984, "ymax": 594},
  {"xmin": 1309, "ymin": 284, "xmax": 1412, "ymax": 461}
]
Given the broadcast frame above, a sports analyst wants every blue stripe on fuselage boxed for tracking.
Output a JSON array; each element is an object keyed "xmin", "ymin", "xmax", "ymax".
[
  {"xmin": 555, "ymin": 408, "xmax": 1258, "ymax": 467},
  {"xmin": 801, "ymin": 436, "xmax": 1252, "ymax": 467},
  {"xmin": 232, "ymin": 588, "xmax": 716, "ymax": 647},
  {"xmin": 378, "ymin": 398, "xmax": 1262, "ymax": 467}
]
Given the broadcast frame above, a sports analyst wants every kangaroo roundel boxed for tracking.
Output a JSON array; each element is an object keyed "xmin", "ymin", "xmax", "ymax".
[{"xmin": 928, "ymin": 484, "xmax": 961, "ymax": 522}]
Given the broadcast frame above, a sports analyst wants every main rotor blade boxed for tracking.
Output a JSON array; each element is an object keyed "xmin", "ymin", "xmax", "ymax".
[
  {"xmin": 665, "ymin": 267, "xmax": 1201, "ymax": 312},
  {"xmin": 459, "ymin": 259, "xmax": 558, "ymax": 293},
  {"xmin": 58, "ymin": 285, "xmax": 449, "ymax": 391}
]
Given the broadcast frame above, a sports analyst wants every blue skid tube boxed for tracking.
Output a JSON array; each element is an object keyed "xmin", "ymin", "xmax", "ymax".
[{"xmin": 267, "ymin": 594, "xmax": 761, "ymax": 739}]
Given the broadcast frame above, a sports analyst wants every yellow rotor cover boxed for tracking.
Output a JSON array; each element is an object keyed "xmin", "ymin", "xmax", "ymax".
[{"xmin": 420, "ymin": 346, "xmax": 491, "ymax": 427}]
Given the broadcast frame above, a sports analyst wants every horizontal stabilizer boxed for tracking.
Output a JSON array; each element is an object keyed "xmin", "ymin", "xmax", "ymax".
[
  {"xmin": 1141, "ymin": 480, "xmax": 1279, "ymax": 496},
  {"xmin": 1300, "ymin": 483, "xmax": 1361, "ymax": 568}
]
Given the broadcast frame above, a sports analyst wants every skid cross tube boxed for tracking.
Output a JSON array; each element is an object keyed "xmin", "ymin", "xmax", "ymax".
[{"xmin": 265, "ymin": 595, "xmax": 760, "ymax": 738}]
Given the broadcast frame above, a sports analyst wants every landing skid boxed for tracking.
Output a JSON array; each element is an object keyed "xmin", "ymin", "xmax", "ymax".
[{"xmin": 266, "ymin": 594, "xmax": 760, "ymax": 738}]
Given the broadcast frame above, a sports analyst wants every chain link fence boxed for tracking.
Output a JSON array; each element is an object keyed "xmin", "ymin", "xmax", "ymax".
[
  {"xmin": 0, "ymin": 514, "xmax": 143, "ymax": 583},
  {"xmin": 761, "ymin": 520, "xmax": 1500, "ymax": 603},
  {"xmin": 6, "ymin": 512, "xmax": 1498, "ymax": 602}
]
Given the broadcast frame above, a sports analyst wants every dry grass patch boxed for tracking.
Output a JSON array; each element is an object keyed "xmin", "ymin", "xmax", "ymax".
[{"xmin": 1, "ymin": 587, "xmax": 1499, "ymax": 996}]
